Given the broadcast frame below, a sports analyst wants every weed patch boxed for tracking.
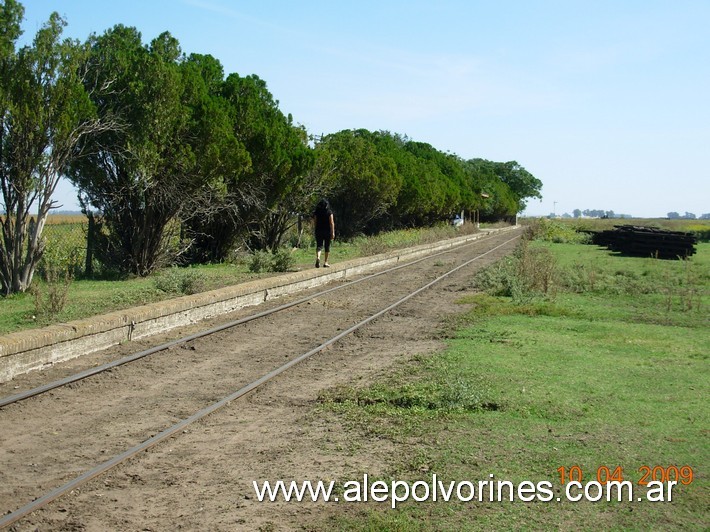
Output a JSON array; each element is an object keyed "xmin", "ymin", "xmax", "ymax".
[
  {"xmin": 153, "ymin": 267, "xmax": 207, "ymax": 295},
  {"xmin": 248, "ymin": 248, "xmax": 296, "ymax": 273},
  {"xmin": 473, "ymin": 239, "xmax": 558, "ymax": 303},
  {"xmin": 351, "ymin": 223, "xmax": 478, "ymax": 257},
  {"xmin": 524, "ymin": 218, "xmax": 591, "ymax": 244},
  {"xmin": 271, "ymin": 247, "xmax": 296, "ymax": 272},
  {"xmin": 320, "ymin": 376, "xmax": 500, "ymax": 414},
  {"xmin": 29, "ymin": 267, "xmax": 73, "ymax": 322}
]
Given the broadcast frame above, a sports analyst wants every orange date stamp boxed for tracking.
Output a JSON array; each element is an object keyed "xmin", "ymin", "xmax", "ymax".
[{"xmin": 557, "ymin": 465, "xmax": 694, "ymax": 486}]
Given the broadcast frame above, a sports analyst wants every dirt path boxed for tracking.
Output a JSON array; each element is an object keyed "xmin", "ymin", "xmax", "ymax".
[{"xmin": 0, "ymin": 229, "xmax": 521, "ymax": 531}]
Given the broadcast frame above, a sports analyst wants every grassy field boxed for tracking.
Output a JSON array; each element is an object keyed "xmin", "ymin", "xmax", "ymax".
[
  {"xmin": 315, "ymin": 236, "xmax": 708, "ymax": 530},
  {"xmin": 567, "ymin": 218, "xmax": 710, "ymax": 238},
  {"xmin": 0, "ymin": 218, "xmax": 476, "ymax": 335},
  {"xmin": 522, "ymin": 216, "xmax": 710, "ymax": 242}
]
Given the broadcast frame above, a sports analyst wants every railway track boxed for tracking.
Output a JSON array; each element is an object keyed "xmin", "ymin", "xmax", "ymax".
[
  {"xmin": 0, "ymin": 228, "xmax": 521, "ymax": 529},
  {"xmin": 0, "ymin": 229, "xmax": 515, "ymax": 410}
]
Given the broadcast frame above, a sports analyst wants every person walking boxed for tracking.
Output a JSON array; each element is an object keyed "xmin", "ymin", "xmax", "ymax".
[{"xmin": 312, "ymin": 198, "xmax": 335, "ymax": 268}]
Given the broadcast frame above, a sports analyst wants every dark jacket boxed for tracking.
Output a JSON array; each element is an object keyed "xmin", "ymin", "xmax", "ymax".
[{"xmin": 313, "ymin": 200, "xmax": 333, "ymax": 236}]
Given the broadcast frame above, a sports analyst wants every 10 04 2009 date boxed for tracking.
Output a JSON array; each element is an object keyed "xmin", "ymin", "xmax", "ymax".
[{"xmin": 557, "ymin": 465, "xmax": 694, "ymax": 486}]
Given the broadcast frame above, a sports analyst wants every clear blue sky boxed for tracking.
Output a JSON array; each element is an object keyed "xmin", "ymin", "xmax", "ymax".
[{"xmin": 19, "ymin": 0, "xmax": 710, "ymax": 217}]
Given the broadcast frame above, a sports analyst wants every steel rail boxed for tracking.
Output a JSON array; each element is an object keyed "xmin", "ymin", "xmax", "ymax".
[
  {"xmin": 0, "ymin": 233, "xmax": 519, "ymax": 529},
  {"xmin": 0, "ymin": 229, "xmax": 517, "ymax": 409}
]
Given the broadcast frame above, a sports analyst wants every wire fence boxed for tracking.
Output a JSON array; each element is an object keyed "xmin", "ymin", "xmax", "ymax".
[{"xmin": 41, "ymin": 219, "xmax": 90, "ymax": 278}]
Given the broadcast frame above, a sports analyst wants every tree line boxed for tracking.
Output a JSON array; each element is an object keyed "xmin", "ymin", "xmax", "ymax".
[
  {"xmin": 560, "ymin": 210, "xmax": 709, "ymax": 220},
  {"xmin": 0, "ymin": 1, "xmax": 542, "ymax": 295},
  {"xmin": 667, "ymin": 212, "xmax": 709, "ymax": 220},
  {"xmin": 569, "ymin": 209, "xmax": 631, "ymax": 219}
]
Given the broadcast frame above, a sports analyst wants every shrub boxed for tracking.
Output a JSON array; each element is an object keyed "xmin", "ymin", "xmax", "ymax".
[
  {"xmin": 356, "ymin": 234, "xmax": 388, "ymax": 256},
  {"xmin": 248, "ymin": 248, "xmax": 295, "ymax": 273},
  {"xmin": 154, "ymin": 267, "xmax": 206, "ymax": 295},
  {"xmin": 473, "ymin": 255, "xmax": 517, "ymax": 297},
  {"xmin": 30, "ymin": 266, "xmax": 73, "ymax": 320},
  {"xmin": 248, "ymin": 250, "xmax": 274, "ymax": 273},
  {"xmin": 513, "ymin": 240, "xmax": 557, "ymax": 300},
  {"xmin": 526, "ymin": 218, "xmax": 590, "ymax": 244},
  {"xmin": 271, "ymin": 248, "xmax": 295, "ymax": 272},
  {"xmin": 474, "ymin": 240, "xmax": 558, "ymax": 303}
]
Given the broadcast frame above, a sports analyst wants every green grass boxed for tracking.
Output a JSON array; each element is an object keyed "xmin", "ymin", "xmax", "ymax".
[
  {"xmin": 0, "ymin": 223, "xmax": 477, "ymax": 335},
  {"xmin": 545, "ymin": 242, "xmax": 707, "ymax": 328},
  {"xmin": 521, "ymin": 216, "xmax": 710, "ymax": 242},
  {"xmin": 315, "ymin": 241, "xmax": 709, "ymax": 531}
]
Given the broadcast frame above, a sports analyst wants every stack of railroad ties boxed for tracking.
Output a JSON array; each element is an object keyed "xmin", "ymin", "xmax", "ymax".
[{"xmin": 591, "ymin": 225, "xmax": 698, "ymax": 259}]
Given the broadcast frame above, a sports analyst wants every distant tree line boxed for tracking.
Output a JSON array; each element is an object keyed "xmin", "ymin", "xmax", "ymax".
[
  {"xmin": 568, "ymin": 209, "xmax": 632, "ymax": 219},
  {"xmin": 667, "ymin": 212, "xmax": 709, "ymax": 220},
  {"xmin": 0, "ymin": 1, "xmax": 542, "ymax": 294},
  {"xmin": 554, "ymin": 209, "xmax": 708, "ymax": 220}
]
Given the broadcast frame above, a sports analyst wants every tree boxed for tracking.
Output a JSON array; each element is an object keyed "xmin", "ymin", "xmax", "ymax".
[
  {"xmin": 387, "ymin": 137, "xmax": 448, "ymax": 226},
  {"xmin": 352, "ymin": 131, "xmax": 450, "ymax": 230},
  {"xmin": 314, "ymin": 130, "xmax": 401, "ymax": 238},
  {"xmin": 573, "ymin": 209, "xmax": 582, "ymax": 218},
  {"xmin": 405, "ymin": 141, "xmax": 464, "ymax": 216},
  {"xmin": 68, "ymin": 27, "xmax": 246, "ymax": 275},
  {"xmin": 0, "ymin": 3, "xmax": 106, "ymax": 294},
  {"xmin": 486, "ymin": 160, "xmax": 542, "ymax": 213},
  {"xmin": 177, "ymin": 55, "xmax": 254, "ymax": 262},
  {"xmin": 583, "ymin": 209, "xmax": 606, "ymax": 218},
  {"xmin": 185, "ymin": 73, "xmax": 316, "ymax": 259},
  {"xmin": 465, "ymin": 158, "xmax": 518, "ymax": 220},
  {"xmin": 224, "ymin": 74, "xmax": 314, "ymax": 252},
  {"xmin": 249, "ymin": 116, "xmax": 315, "ymax": 252}
]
